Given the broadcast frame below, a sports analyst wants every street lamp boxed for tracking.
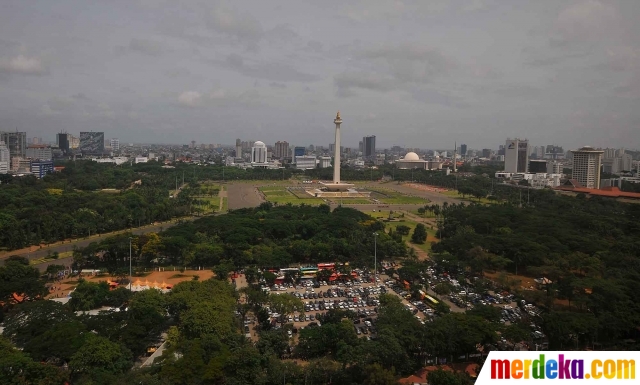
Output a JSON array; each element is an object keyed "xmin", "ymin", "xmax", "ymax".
[
  {"xmin": 128, "ymin": 237, "xmax": 133, "ymax": 290},
  {"xmin": 373, "ymin": 232, "xmax": 378, "ymax": 284}
]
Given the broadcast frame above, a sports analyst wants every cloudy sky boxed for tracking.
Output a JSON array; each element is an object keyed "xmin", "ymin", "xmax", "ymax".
[{"xmin": 0, "ymin": 0, "xmax": 638, "ymax": 150}]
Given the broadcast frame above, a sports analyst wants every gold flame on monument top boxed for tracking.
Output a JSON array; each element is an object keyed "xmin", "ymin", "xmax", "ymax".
[{"xmin": 335, "ymin": 111, "xmax": 341, "ymax": 121}]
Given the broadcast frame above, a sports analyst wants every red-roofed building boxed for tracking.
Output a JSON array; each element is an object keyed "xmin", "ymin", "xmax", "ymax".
[{"xmin": 555, "ymin": 184, "xmax": 640, "ymax": 200}]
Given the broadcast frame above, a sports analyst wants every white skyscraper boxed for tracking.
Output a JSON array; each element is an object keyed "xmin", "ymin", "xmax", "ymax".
[
  {"xmin": 251, "ymin": 141, "xmax": 267, "ymax": 164},
  {"xmin": 111, "ymin": 138, "xmax": 120, "ymax": 152},
  {"xmin": 571, "ymin": 146, "xmax": 604, "ymax": 189},
  {"xmin": 504, "ymin": 138, "xmax": 529, "ymax": 173},
  {"xmin": 0, "ymin": 140, "xmax": 10, "ymax": 174}
]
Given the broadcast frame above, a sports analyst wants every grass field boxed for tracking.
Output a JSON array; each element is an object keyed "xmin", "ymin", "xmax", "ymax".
[
  {"xmin": 30, "ymin": 251, "xmax": 73, "ymax": 265},
  {"xmin": 369, "ymin": 188, "xmax": 430, "ymax": 205},
  {"xmin": 193, "ymin": 196, "xmax": 219, "ymax": 214},
  {"xmin": 338, "ymin": 199, "xmax": 373, "ymax": 204},
  {"xmin": 440, "ymin": 190, "xmax": 496, "ymax": 204},
  {"xmin": 259, "ymin": 186, "xmax": 324, "ymax": 206},
  {"xmin": 363, "ymin": 211, "xmax": 438, "ymax": 252}
]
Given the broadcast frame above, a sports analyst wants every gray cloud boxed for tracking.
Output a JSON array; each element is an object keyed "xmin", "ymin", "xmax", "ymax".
[
  {"xmin": 219, "ymin": 54, "xmax": 320, "ymax": 82},
  {"xmin": 128, "ymin": 38, "xmax": 164, "ymax": 56},
  {"xmin": 0, "ymin": 0, "xmax": 638, "ymax": 149},
  {"xmin": 0, "ymin": 55, "xmax": 47, "ymax": 76}
]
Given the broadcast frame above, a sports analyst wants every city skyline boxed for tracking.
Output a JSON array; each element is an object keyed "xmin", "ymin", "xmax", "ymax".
[{"xmin": 1, "ymin": 1, "xmax": 639, "ymax": 149}]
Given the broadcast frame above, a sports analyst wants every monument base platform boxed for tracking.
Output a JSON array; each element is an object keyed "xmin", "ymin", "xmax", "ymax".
[
  {"xmin": 306, "ymin": 187, "xmax": 371, "ymax": 199},
  {"xmin": 319, "ymin": 181, "xmax": 355, "ymax": 191}
]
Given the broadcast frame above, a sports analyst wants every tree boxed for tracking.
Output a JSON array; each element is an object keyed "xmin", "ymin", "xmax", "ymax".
[
  {"xmin": 364, "ymin": 364, "xmax": 397, "ymax": 385},
  {"xmin": 411, "ymin": 223, "xmax": 427, "ymax": 244},
  {"xmin": 68, "ymin": 279, "xmax": 111, "ymax": 311},
  {"xmin": 0, "ymin": 259, "xmax": 48, "ymax": 304},
  {"xmin": 396, "ymin": 225, "xmax": 411, "ymax": 236},
  {"xmin": 69, "ymin": 334, "xmax": 133, "ymax": 376},
  {"xmin": 0, "ymin": 336, "xmax": 68, "ymax": 385},
  {"xmin": 2, "ymin": 301, "xmax": 76, "ymax": 348},
  {"xmin": 212, "ymin": 260, "xmax": 235, "ymax": 281},
  {"xmin": 268, "ymin": 293, "xmax": 304, "ymax": 322},
  {"xmin": 427, "ymin": 369, "xmax": 473, "ymax": 385}
]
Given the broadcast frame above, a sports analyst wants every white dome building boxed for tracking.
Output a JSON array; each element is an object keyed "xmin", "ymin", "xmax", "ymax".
[
  {"xmin": 251, "ymin": 141, "xmax": 267, "ymax": 164},
  {"xmin": 395, "ymin": 152, "xmax": 442, "ymax": 170}
]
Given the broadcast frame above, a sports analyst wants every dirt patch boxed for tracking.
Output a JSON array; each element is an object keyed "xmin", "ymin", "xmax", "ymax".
[{"xmin": 46, "ymin": 269, "xmax": 215, "ymax": 299}]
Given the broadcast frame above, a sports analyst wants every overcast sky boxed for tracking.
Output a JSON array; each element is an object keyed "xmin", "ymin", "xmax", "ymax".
[{"xmin": 0, "ymin": 0, "xmax": 638, "ymax": 150}]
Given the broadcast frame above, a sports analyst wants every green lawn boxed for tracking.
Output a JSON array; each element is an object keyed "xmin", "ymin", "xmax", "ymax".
[
  {"xmin": 441, "ymin": 190, "xmax": 497, "ymax": 204},
  {"xmin": 193, "ymin": 196, "xmax": 219, "ymax": 214},
  {"xmin": 339, "ymin": 199, "xmax": 373, "ymax": 204},
  {"xmin": 364, "ymin": 211, "xmax": 438, "ymax": 252},
  {"xmin": 259, "ymin": 186, "xmax": 324, "ymax": 205},
  {"xmin": 369, "ymin": 188, "xmax": 430, "ymax": 205}
]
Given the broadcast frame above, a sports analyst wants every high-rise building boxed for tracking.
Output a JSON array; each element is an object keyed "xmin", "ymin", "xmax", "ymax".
[
  {"xmin": 460, "ymin": 144, "xmax": 467, "ymax": 157},
  {"xmin": 294, "ymin": 146, "xmax": 306, "ymax": 157},
  {"xmin": 110, "ymin": 138, "xmax": 120, "ymax": 152},
  {"xmin": 251, "ymin": 141, "xmax": 267, "ymax": 164},
  {"xmin": 70, "ymin": 135, "xmax": 80, "ymax": 149},
  {"xmin": 571, "ymin": 146, "xmax": 604, "ymax": 189},
  {"xmin": 547, "ymin": 161, "xmax": 563, "ymax": 175},
  {"xmin": 0, "ymin": 140, "xmax": 9, "ymax": 174},
  {"xmin": 26, "ymin": 145, "xmax": 52, "ymax": 160},
  {"xmin": 274, "ymin": 141, "xmax": 290, "ymax": 159},
  {"xmin": 56, "ymin": 133, "xmax": 70, "ymax": 154},
  {"xmin": 362, "ymin": 135, "xmax": 376, "ymax": 158},
  {"xmin": 528, "ymin": 160, "xmax": 547, "ymax": 173},
  {"xmin": 482, "ymin": 149, "xmax": 492, "ymax": 158},
  {"xmin": 504, "ymin": 138, "xmax": 529, "ymax": 173},
  {"xmin": 0, "ymin": 131, "xmax": 27, "ymax": 168},
  {"xmin": 234, "ymin": 139, "xmax": 241, "ymax": 158},
  {"xmin": 79, "ymin": 132, "xmax": 105, "ymax": 154}
]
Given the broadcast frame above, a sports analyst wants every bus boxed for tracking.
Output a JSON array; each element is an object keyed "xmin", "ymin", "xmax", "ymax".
[{"xmin": 424, "ymin": 294, "xmax": 439, "ymax": 306}]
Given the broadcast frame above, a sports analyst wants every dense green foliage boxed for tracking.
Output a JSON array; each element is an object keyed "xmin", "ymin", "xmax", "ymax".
[
  {"xmin": 0, "ymin": 161, "xmax": 193, "ymax": 250},
  {"xmin": 432, "ymin": 190, "xmax": 640, "ymax": 347},
  {"xmin": 74, "ymin": 204, "xmax": 407, "ymax": 271}
]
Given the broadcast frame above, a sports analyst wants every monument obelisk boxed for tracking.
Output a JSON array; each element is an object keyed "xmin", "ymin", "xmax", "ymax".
[
  {"xmin": 320, "ymin": 111, "xmax": 353, "ymax": 191},
  {"xmin": 333, "ymin": 111, "xmax": 342, "ymax": 184}
]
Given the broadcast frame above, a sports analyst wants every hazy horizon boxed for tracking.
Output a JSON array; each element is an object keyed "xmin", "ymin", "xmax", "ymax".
[{"xmin": 1, "ymin": 0, "xmax": 639, "ymax": 150}]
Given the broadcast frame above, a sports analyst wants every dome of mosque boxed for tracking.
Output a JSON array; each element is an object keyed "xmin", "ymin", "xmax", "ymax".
[{"xmin": 403, "ymin": 152, "xmax": 420, "ymax": 161}]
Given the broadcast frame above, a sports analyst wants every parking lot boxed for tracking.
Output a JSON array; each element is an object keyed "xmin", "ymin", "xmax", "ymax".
[{"xmin": 263, "ymin": 277, "xmax": 384, "ymax": 338}]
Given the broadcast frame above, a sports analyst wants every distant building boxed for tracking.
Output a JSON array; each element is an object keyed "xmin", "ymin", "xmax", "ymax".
[
  {"xmin": 294, "ymin": 146, "xmax": 306, "ymax": 157},
  {"xmin": 30, "ymin": 160, "xmax": 54, "ymax": 178},
  {"xmin": 26, "ymin": 145, "xmax": 52, "ymax": 160},
  {"xmin": 235, "ymin": 138, "xmax": 242, "ymax": 158},
  {"xmin": 70, "ymin": 135, "xmax": 80, "ymax": 149},
  {"xmin": 0, "ymin": 141, "xmax": 9, "ymax": 174},
  {"xmin": 251, "ymin": 141, "xmax": 267, "ymax": 164},
  {"xmin": 135, "ymin": 157, "xmax": 148, "ymax": 164},
  {"xmin": 460, "ymin": 144, "xmax": 467, "ymax": 157},
  {"xmin": 274, "ymin": 141, "xmax": 290, "ymax": 159},
  {"xmin": 547, "ymin": 160, "xmax": 563, "ymax": 175},
  {"xmin": 79, "ymin": 132, "xmax": 105, "ymax": 154},
  {"xmin": 0, "ymin": 131, "xmax": 27, "ymax": 169},
  {"xmin": 396, "ymin": 152, "xmax": 442, "ymax": 170},
  {"xmin": 110, "ymin": 138, "xmax": 120, "ymax": 152},
  {"xmin": 571, "ymin": 146, "xmax": 604, "ymax": 189},
  {"xmin": 362, "ymin": 135, "xmax": 376, "ymax": 159},
  {"xmin": 504, "ymin": 138, "xmax": 529, "ymax": 173},
  {"xmin": 482, "ymin": 149, "xmax": 492, "ymax": 158},
  {"xmin": 56, "ymin": 133, "xmax": 70, "ymax": 154},
  {"xmin": 295, "ymin": 155, "xmax": 317, "ymax": 170},
  {"xmin": 319, "ymin": 156, "xmax": 332, "ymax": 168},
  {"xmin": 528, "ymin": 159, "xmax": 547, "ymax": 173}
]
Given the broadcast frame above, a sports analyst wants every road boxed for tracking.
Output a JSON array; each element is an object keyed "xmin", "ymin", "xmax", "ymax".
[{"xmin": 1, "ymin": 219, "xmax": 191, "ymax": 271}]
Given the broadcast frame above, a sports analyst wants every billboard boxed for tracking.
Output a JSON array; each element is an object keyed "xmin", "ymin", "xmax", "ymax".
[{"xmin": 80, "ymin": 132, "xmax": 105, "ymax": 154}]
